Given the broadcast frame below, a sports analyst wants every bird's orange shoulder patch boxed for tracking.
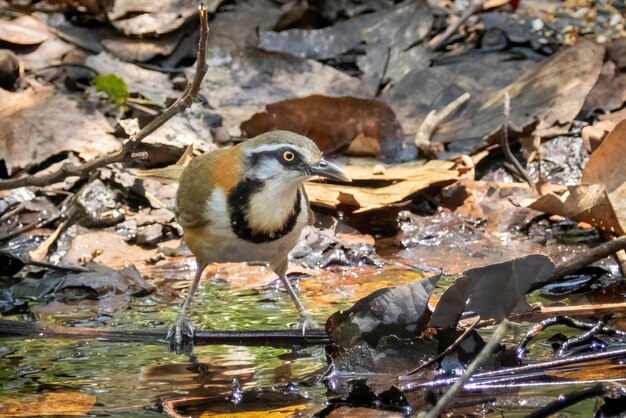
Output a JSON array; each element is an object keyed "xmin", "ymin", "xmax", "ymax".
[{"xmin": 212, "ymin": 147, "xmax": 243, "ymax": 192}]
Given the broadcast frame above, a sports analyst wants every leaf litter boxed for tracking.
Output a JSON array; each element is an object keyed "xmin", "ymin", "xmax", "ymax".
[{"xmin": 1, "ymin": 0, "xmax": 626, "ymax": 416}]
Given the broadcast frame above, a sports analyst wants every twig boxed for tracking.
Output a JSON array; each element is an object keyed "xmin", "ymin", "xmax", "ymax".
[
  {"xmin": 0, "ymin": 4, "xmax": 210, "ymax": 191},
  {"xmin": 405, "ymin": 315, "xmax": 480, "ymax": 376},
  {"xmin": 0, "ymin": 319, "xmax": 329, "ymax": 348},
  {"xmin": 415, "ymin": 92, "xmax": 470, "ymax": 147},
  {"xmin": 402, "ymin": 346, "xmax": 626, "ymax": 392},
  {"xmin": 516, "ymin": 316, "xmax": 626, "ymax": 358},
  {"xmin": 428, "ymin": 0, "xmax": 485, "ymax": 50},
  {"xmin": 537, "ymin": 235, "xmax": 626, "ymax": 290},
  {"xmin": 422, "ymin": 320, "xmax": 512, "ymax": 418},
  {"xmin": 500, "ymin": 91, "xmax": 534, "ymax": 187},
  {"xmin": 556, "ymin": 314, "xmax": 611, "ymax": 357},
  {"xmin": 525, "ymin": 384, "xmax": 605, "ymax": 418}
]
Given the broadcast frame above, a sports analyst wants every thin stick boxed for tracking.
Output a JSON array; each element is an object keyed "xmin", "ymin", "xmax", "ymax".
[
  {"xmin": 406, "ymin": 315, "xmax": 479, "ymax": 376},
  {"xmin": 402, "ymin": 346, "xmax": 626, "ymax": 391},
  {"xmin": 0, "ymin": 3, "xmax": 210, "ymax": 191},
  {"xmin": 539, "ymin": 235, "xmax": 626, "ymax": 289},
  {"xmin": 500, "ymin": 91, "xmax": 534, "ymax": 187},
  {"xmin": 423, "ymin": 320, "xmax": 512, "ymax": 418},
  {"xmin": 428, "ymin": 0, "xmax": 485, "ymax": 50},
  {"xmin": 415, "ymin": 92, "xmax": 470, "ymax": 146},
  {"xmin": 0, "ymin": 319, "xmax": 329, "ymax": 348}
]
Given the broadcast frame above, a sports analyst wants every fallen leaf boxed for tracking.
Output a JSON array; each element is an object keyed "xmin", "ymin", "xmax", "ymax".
[
  {"xmin": 581, "ymin": 60, "xmax": 626, "ymax": 117},
  {"xmin": 383, "ymin": 51, "xmax": 534, "ymax": 137},
  {"xmin": 304, "ymin": 167, "xmax": 460, "ymax": 213},
  {"xmin": 526, "ymin": 120, "xmax": 626, "ymax": 235},
  {"xmin": 0, "ymin": 391, "xmax": 95, "ymax": 416},
  {"xmin": 0, "ymin": 87, "xmax": 120, "ymax": 175},
  {"xmin": 19, "ymin": 36, "xmax": 74, "ymax": 70},
  {"xmin": 101, "ymin": 26, "xmax": 190, "ymax": 62},
  {"xmin": 338, "ymin": 158, "xmax": 456, "ymax": 182},
  {"xmin": 429, "ymin": 255, "xmax": 556, "ymax": 329},
  {"xmin": 582, "ymin": 119, "xmax": 626, "ymax": 193},
  {"xmin": 194, "ymin": 49, "xmax": 369, "ymax": 136},
  {"xmin": 435, "ymin": 41, "xmax": 605, "ymax": 148},
  {"xmin": 0, "ymin": 15, "xmax": 50, "ymax": 45},
  {"xmin": 327, "ymin": 274, "xmax": 440, "ymax": 348},
  {"xmin": 258, "ymin": 0, "xmax": 433, "ymax": 93},
  {"xmin": 86, "ymin": 52, "xmax": 177, "ymax": 106},
  {"xmin": 385, "ymin": 42, "xmax": 604, "ymax": 155},
  {"xmin": 527, "ymin": 184, "xmax": 625, "ymax": 235},
  {"xmin": 241, "ymin": 95, "xmax": 406, "ymax": 161},
  {"xmin": 107, "ymin": 0, "xmax": 223, "ymax": 35}
]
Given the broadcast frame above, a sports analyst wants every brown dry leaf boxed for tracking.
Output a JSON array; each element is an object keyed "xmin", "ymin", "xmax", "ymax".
[
  {"xmin": 0, "ymin": 391, "xmax": 96, "ymax": 416},
  {"xmin": 241, "ymin": 95, "xmax": 405, "ymax": 161},
  {"xmin": 338, "ymin": 158, "xmax": 455, "ymax": 181},
  {"xmin": 0, "ymin": 15, "xmax": 50, "ymax": 45},
  {"xmin": 582, "ymin": 119, "xmax": 626, "ymax": 192},
  {"xmin": 0, "ymin": 87, "xmax": 120, "ymax": 175},
  {"xmin": 527, "ymin": 184, "xmax": 625, "ymax": 235},
  {"xmin": 525, "ymin": 120, "xmax": 626, "ymax": 236},
  {"xmin": 304, "ymin": 166, "xmax": 460, "ymax": 213},
  {"xmin": 86, "ymin": 52, "xmax": 177, "ymax": 106}
]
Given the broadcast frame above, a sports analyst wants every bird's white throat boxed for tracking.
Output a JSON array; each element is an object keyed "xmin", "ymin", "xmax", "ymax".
[{"xmin": 247, "ymin": 174, "xmax": 303, "ymax": 235}]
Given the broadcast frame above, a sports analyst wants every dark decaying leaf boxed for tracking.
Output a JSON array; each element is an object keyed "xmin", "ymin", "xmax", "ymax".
[
  {"xmin": 431, "ymin": 41, "xmax": 605, "ymax": 150},
  {"xmin": 607, "ymin": 38, "xmax": 626, "ymax": 70},
  {"xmin": 259, "ymin": 0, "xmax": 433, "ymax": 93},
  {"xmin": 327, "ymin": 274, "xmax": 440, "ymax": 348},
  {"xmin": 11, "ymin": 264, "xmax": 154, "ymax": 302},
  {"xmin": 383, "ymin": 51, "xmax": 534, "ymax": 137},
  {"xmin": 384, "ymin": 42, "xmax": 604, "ymax": 155},
  {"xmin": 0, "ymin": 252, "xmax": 25, "ymax": 278},
  {"xmin": 241, "ymin": 95, "xmax": 406, "ymax": 162},
  {"xmin": 328, "ymin": 335, "xmax": 438, "ymax": 374},
  {"xmin": 429, "ymin": 255, "xmax": 556, "ymax": 329}
]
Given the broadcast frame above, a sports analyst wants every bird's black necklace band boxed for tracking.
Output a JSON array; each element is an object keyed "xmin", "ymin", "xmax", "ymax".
[{"xmin": 227, "ymin": 178, "xmax": 301, "ymax": 243}]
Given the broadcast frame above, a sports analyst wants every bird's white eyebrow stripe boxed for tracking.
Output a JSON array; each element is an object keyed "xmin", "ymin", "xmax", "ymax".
[{"xmin": 243, "ymin": 143, "xmax": 298, "ymax": 154}]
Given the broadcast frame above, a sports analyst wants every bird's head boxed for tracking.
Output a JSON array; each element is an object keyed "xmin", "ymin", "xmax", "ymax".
[{"xmin": 238, "ymin": 130, "xmax": 351, "ymax": 184}]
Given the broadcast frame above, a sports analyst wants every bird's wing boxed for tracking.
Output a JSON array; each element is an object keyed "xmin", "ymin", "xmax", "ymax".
[
  {"xmin": 175, "ymin": 148, "xmax": 227, "ymax": 229},
  {"xmin": 300, "ymin": 185, "xmax": 315, "ymax": 226}
]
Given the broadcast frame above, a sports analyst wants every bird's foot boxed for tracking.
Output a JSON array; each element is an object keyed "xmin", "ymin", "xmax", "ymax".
[
  {"xmin": 166, "ymin": 314, "xmax": 195, "ymax": 355},
  {"xmin": 293, "ymin": 313, "xmax": 320, "ymax": 335}
]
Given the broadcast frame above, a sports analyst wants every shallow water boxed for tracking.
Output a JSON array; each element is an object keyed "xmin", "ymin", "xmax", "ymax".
[{"xmin": 0, "ymin": 252, "xmax": 623, "ymax": 416}]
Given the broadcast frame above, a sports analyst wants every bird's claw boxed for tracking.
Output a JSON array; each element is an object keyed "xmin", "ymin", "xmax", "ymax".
[
  {"xmin": 166, "ymin": 315, "xmax": 195, "ymax": 355},
  {"xmin": 293, "ymin": 313, "xmax": 320, "ymax": 335}
]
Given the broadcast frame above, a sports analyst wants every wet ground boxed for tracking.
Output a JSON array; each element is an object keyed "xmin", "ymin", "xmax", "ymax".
[{"xmin": 1, "ymin": 209, "xmax": 624, "ymax": 416}]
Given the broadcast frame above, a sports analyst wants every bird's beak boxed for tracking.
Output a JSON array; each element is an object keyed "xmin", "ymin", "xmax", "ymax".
[{"xmin": 310, "ymin": 158, "xmax": 351, "ymax": 182}]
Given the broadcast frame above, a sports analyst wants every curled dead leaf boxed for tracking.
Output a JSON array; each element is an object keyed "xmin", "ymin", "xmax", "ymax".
[{"xmin": 241, "ymin": 95, "xmax": 406, "ymax": 162}]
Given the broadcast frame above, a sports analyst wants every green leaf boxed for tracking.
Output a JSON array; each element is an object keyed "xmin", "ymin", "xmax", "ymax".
[{"xmin": 93, "ymin": 74, "xmax": 129, "ymax": 105}]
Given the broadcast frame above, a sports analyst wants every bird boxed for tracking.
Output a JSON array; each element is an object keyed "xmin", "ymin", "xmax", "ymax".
[{"xmin": 166, "ymin": 130, "xmax": 351, "ymax": 354}]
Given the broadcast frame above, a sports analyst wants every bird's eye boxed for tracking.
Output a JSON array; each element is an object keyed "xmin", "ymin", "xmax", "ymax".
[{"xmin": 282, "ymin": 151, "xmax": 295, "ymax": 162}]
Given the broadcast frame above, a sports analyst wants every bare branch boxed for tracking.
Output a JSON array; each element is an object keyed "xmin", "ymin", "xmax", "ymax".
[
  {"xmin": 0, "ymin": 3, "xmax": 210, "ymax": 191},
  {"xmin": 500, "ymin": 91, "xmax": 534, "ymax": 187}
]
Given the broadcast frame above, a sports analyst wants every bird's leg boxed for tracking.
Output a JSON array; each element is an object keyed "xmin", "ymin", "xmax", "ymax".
[
  {"xmin": 166, "ymin": 260, "xmax": 206, "ymax": 354},
  {"xmin": 278, "ymin": 274, "xmax": 319, "ymax": 333}
]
